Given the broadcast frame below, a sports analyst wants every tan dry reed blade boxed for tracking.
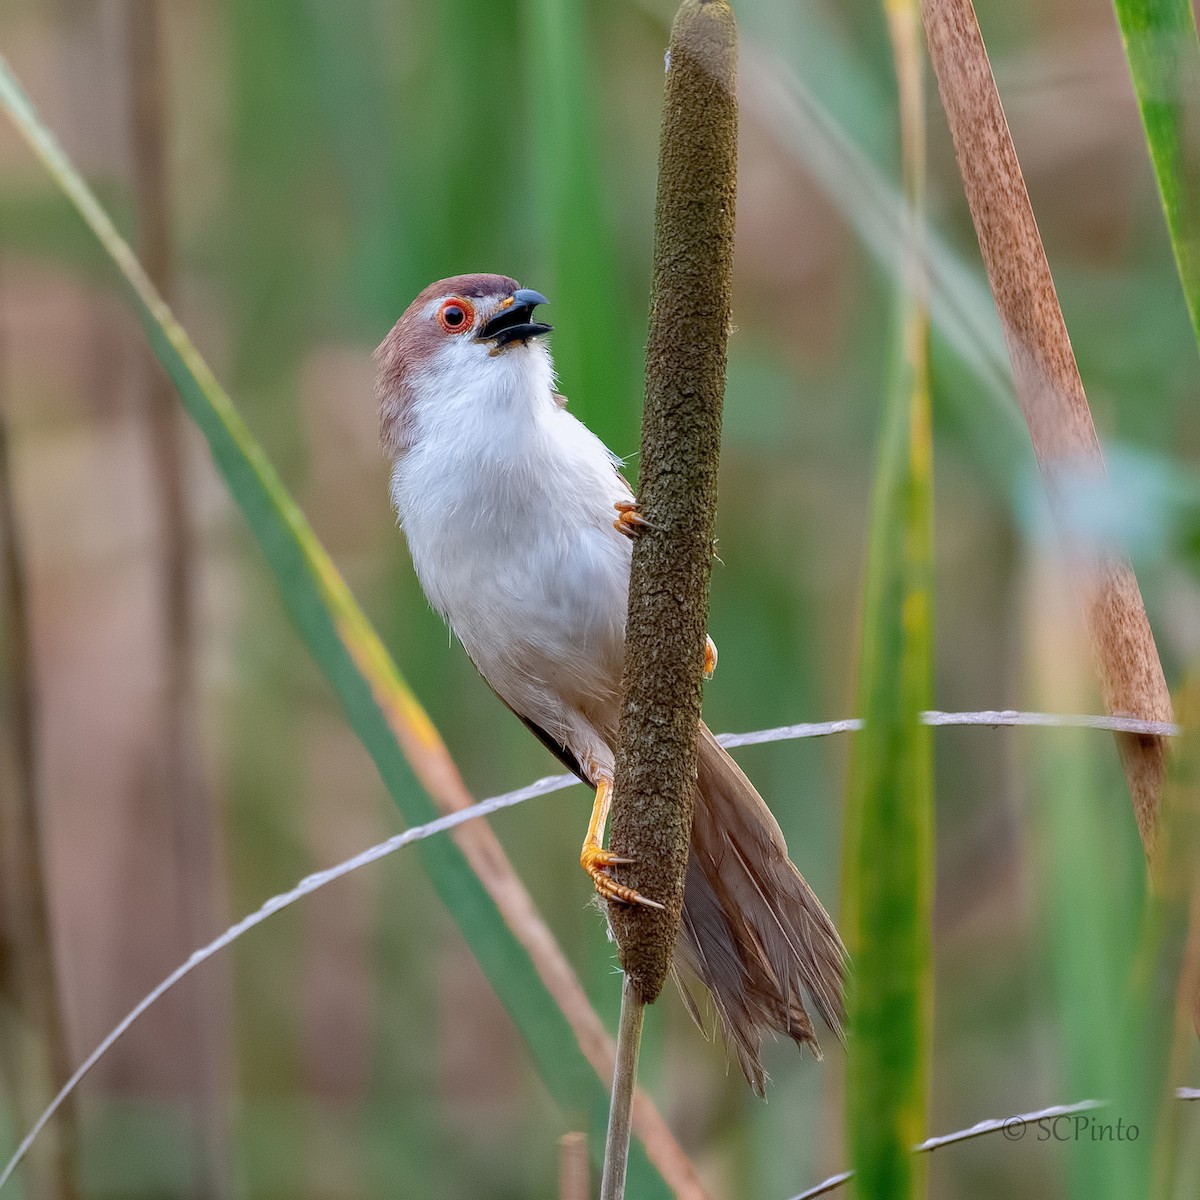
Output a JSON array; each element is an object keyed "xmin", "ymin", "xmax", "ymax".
[
  {"xmin": 3, "ymin": 709, "xmax": 1178, "ymax": 1195},
  {"xmin": 404, "ymin": 757, "xmax": 710, "ymax": 1200},
  {"xmin": 0, "ymin": 51, "xmax": 707, "ymax": 1199},
  {"xmin": 922, "ymin": 0, "xmax": 1174, "ymax": 859},
  {"xmin": 558, "ymin": 1132, "xmax": 589, "ymax": 1200}
]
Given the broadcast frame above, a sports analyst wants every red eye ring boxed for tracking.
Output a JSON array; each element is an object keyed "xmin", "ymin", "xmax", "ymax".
[{"xmin": 437, "ymin": 297, "xmax": 475, "ymax": 334}]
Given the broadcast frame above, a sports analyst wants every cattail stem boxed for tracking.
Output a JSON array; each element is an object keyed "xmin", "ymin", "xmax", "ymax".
[
  {"xmin": 609, "ymin": 0, "xmax": 739, "ymax": 1003},
  {"xmin": 603, "ymin": 0, "xmax": 737, "ymax": 1188},
  {"xmin": 600, "ymin": 978, "xmax": 646, "ymax": 1200}
]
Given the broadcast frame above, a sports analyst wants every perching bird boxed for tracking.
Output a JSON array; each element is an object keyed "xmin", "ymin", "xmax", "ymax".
[{"xmin": 376, "ymin": 274, "xmax": 845, "ymax": 1090}]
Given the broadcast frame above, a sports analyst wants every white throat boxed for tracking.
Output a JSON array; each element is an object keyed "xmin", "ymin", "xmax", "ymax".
[{"xmin": 387, "ymin": 335, "xmax": 633, "ymax": 760}]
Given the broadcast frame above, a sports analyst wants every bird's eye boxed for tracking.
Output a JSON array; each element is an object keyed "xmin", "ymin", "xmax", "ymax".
[{"xmin": 437, "ymin": 298, "xmax": 474, "ymax": 333}]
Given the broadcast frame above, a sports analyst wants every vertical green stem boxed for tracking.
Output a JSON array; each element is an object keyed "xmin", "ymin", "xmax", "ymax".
[{"xmin": 841, "ymin": 3, "xmax": 934, "ymax": 1196}]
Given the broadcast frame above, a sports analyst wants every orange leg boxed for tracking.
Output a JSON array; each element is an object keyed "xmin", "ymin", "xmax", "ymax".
[
  {"xmin": 613, "ymin": 500, "xmax": 652, "ymax": 539},
  {"xmin": 580, "ymin": 776, "xmax": 664, "ymax": 909}
]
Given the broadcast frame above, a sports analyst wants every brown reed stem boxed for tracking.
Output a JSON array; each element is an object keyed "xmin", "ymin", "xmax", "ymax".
[
  {"xmin": 922, "ymin": 0, "xmax": 1174, "ymax": 861},
  {"xmin": 0, "ymin": 273, "xmax": 79, "ymax": 1199}
]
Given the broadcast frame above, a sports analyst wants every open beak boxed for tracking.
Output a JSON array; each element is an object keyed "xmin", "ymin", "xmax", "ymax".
[{"xmin": 476, "ymin": 288, "xmax": 553, "ymax": 348}]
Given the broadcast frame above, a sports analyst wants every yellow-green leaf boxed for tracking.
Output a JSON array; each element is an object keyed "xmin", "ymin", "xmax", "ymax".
[
  {"xmin": 1113, "ymin": 0, "xmax": 1200, "ymax": 349},
  {"xmin": 841, "ymin": 5, "xmax": 935, "ymax": 1196},
  {"xmin": 0, "ymin": 54, "xmax": 670, "ymax": 1198}
]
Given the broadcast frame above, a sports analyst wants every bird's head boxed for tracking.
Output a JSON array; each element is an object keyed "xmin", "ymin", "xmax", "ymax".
[{"xmin": 375, "ymin": 274, "xmax": 553, "ymax": 457}]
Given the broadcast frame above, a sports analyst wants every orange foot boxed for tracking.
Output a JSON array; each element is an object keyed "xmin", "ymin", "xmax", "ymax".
[
  {"xmin": 580, "ymin": 775, "xmax": 664, "ymax": 909},
  {"xmin": 581, "ymin": 843, "xmax": 663, "ymax": 909},
  {"xmin": 614, "ymin": 500, "xmax": 652, "ymax": 539}
]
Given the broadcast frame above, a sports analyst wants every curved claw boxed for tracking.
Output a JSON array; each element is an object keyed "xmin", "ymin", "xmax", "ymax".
[
  {"xmin": 582, "ymin": 846, "xmax": 634, "ymax": 868},
  {"xmin": 614, "ymin": 500, "xmax": 654, "ymax": 539},
  {"xmin": 582, "ymin": 845, "xmax": 665, "ymax": 909},
  {"xmin": 579, "ymin": 770, "xmax": 665, "ymax": 909}
]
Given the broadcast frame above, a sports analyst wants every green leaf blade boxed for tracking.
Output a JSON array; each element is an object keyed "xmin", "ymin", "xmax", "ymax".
[
  {"xmin": 1113, "ymin": 0, "xmax": 1200, "ymax": 349},
  {"xmin": 0, "ymin": 53, "xmax": 670, "ymax": 1199},
  {"xmin": 841, "ymin": 177, "xmax": 936, "ymax": 1200}
]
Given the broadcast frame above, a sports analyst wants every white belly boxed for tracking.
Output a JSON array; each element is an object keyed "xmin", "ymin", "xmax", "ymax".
[{"xmin": 392, "ymin": 400, "xmax": 632, "ymax": 750}]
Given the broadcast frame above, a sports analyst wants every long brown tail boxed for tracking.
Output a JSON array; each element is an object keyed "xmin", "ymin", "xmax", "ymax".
[{"xmin": 673, "ymin": 723, "xmax": 846, "ymax": 1094}]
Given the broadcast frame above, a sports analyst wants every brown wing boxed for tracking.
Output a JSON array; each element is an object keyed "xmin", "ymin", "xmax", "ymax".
[
  {"xmin": 480, "ymin": 678, "xmax": 594, "ymax": 790},
  {"xmin": 515, "ymin": 712, "xmax": 593, "ymax": 789}
]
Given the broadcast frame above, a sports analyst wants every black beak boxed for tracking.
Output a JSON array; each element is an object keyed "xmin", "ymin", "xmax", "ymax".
[{"xmin": 477, "ymin": 288, "xmax": 553, "ymax": 347}]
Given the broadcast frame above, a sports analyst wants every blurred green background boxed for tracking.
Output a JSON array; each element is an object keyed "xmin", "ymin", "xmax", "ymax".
[{"xmin": 1, "ymin": 0, "xmax": 1199, "ymax": 1197}]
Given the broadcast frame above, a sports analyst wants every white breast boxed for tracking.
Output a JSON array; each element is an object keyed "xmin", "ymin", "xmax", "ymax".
[{"xmin": 390, "ymin": 341, "xmax": 632, "ymax": 751}]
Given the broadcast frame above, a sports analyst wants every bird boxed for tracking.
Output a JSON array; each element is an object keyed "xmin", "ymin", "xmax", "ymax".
[{"xmin": 375, "ymin": 273, "xmax": 845, "ymax": 1091}]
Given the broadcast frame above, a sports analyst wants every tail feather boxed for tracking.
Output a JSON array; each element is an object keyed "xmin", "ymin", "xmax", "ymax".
[{"xmin": 674, "ymin": 723, "xmax": 846, "ymax": 1093}]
